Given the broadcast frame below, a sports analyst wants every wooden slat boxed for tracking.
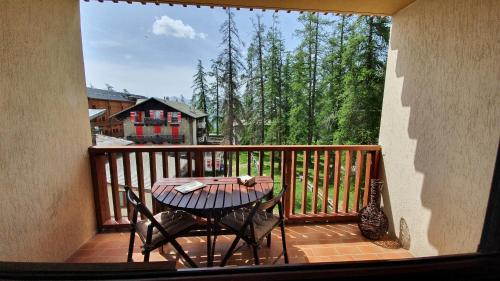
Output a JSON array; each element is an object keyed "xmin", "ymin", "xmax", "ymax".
[
  {"xmin": 353, "ymin": 150, "xmax": 364, "ymax": 212},
  {"xmin": 194, "ymin": 151, "xmax": 204, "ymax": 177},
  {"xmin": 211, "ymin": 151, "xmax": 216, "ymax": 176},
  {"xmin": 204, "ymin": 185, "xmax": 218, "ymax": 209},
  {"xmin": 342, "ymin": 150, "xmax": 352, "ymax": 213},
  {"xmin": 170, "ymin": 190, "xmax": 184, "ymax": 207},
  {"xmin": 159, "ymin": 186, "xmax": 176, "ymax": 205},
  {"xmin": 174, "ymin": 151, "xmax": 180, "ymax": 177},
  {"xmin": 235, "ymin": 152, "xmax": 240, "ymax": 176},
  {"xmin": 311, "ymin": 150, "xmax": 320, "ymax": 214},
  {"xmin": 259, "ymin": 151, "xmax": 264, "ymax": 176},
  {"xmin": 231, "ymin": 183, "xmax": 241, "ymax": 206},
  {"xmin": 240, "ymin": 184, "xmax": 250, "ymax": 205},
  {"xmin": 223, "ymin": 184, "xmax": 233, "ymax": 208},
  {"xmin": 187, "ymin": 152, "xmax": 192, "ymax": 177},
  {"xmin": 333, "ymin": 150, "xmax": 341, "ymax": 213},
  {"xmin": 281, "ymin": 151, "xmax": 292, "ymax": 217},
  {"xmin": 123, "ymin": 152, "xmax": 133, "ymax": 220},
  {"xmin": 214, "ymin": 184, "xmax": 225, "ymax": 209},
  {"xmin": 363, "ymin": 152, "xmax": 373, "ymax": 207},
  {"xmin": 135, "ymin": 152, "xmax": 146, "ymax": 219},
  {"xmin": 178, "ymin": 191, "xmax": 194, "ymax": 208},
  {"xmin": 223, "ymin": 152, "xmax": 228, "ymax": 177},
  {"xmin": 247, "ymin": 151, "xmax": 252, "ymax": 175},
  {"xmin": 108, "ymin": 153, "xmax": 121, "ymax": 221},
  {"xmin": 186, "ymin": 187, "xmax": 203, "ymax": 209},
  {"xmin": 149, "ymin": 152, "xmax": 157, "ymax": 213},
  {"xmin": 322, "ymin": 150, "xmax": 330, "ymax": 214},
  {"xmin": 301, "ymin": 150, "xmax": 309, "ymax": 214},
  {"xmin": 195, "ymin": 187, "xmax": 210, "ymax": 209},
  {"xmin": 161, "ymin": 152, "xmax": 169, "ymax": 178},
  {"xmin": 290, "ymin": 151, "xmax": 297, "ymax": 214},
  {"xmin": 270, "ymin": 151, "xmax": 275, "ymax": 179}
]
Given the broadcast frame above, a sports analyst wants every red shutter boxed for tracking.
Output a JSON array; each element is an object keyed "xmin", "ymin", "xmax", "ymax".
[
  {"xmin": 130, "ymin": 111, "xmax": 135, "ymax": 122},
  {"xmin": 178, "ymin": 112, "xmax": 182, "ymax": 123},
  {"xmin": 167, "ymin": 112, "xmax": 172, "ymax": 122}
]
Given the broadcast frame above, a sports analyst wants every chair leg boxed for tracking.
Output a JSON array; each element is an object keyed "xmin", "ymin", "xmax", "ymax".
[
  {"xmin": 143, "ymin": 250, "xmax": 150, "ymax": 262},
  {"xmin": 266, "ymin": 233, "xmax": 271, "ymax": 248},
  {"xmin": 127, "ymin": 229, "xmax": 136, "ymax": 262},
  {"xmin": 252, "ymin": 245, "xmax": 260, "ymax": 265},
  {"xmin": 280, "ymin": 222, "xmax": 289, "ymax": 264},
  {"xmin": 170, "ymin": 240, "xmax": 198, "ymax": 268},
  {"xmin": 220, "ymin": 235, "xmax": 242, "ymax": 267}
]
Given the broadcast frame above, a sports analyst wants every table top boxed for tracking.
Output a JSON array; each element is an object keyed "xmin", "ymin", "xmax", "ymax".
[{"xmin": 152, "ymin": 176, "xmax": 274, "ymax": 216}]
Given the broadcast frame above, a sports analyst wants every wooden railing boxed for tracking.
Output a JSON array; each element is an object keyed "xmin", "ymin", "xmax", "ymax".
[{"xmin": 89, "ymin": 145, "xmax": 381, "ymax": 230}]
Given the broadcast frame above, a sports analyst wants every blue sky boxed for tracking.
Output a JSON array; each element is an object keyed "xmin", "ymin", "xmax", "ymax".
[{"xmin": 80, "ymin": 1, "xmax": 303, "ymax": 99}]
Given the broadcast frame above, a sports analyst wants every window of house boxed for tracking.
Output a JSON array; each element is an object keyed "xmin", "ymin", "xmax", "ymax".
[
  {"xmin": 168, "ymin": 112, "xmax": 181, "ymax": 123},
  {"xmin": 130, "ymin": 111, "xmax": 144, "ymax": 123}
]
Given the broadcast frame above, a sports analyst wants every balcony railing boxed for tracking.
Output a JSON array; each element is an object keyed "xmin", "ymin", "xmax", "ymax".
[{"xmin": 88, "ymin": 145, "xmax": 381, "ymax": 230}]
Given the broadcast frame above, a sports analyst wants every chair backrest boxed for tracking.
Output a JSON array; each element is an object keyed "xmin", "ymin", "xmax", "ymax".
[
  {"xmin": 258, "ymin": 184, "xmax": 288, "ymax": 212},
  {"xmin": 125, "ymin": 186, "xmax": 155, "ymax": 221}
]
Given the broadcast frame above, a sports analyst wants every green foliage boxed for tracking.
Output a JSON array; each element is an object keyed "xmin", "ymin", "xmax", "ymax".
[{"xmin": 195, "ymin": 13, "xmax": 390, "ymax": 146}]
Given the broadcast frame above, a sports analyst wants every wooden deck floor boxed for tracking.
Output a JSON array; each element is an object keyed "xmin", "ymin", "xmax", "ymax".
[{"xmin": 66, "ymin": 223, "xmax": 412, "ymax": 268}]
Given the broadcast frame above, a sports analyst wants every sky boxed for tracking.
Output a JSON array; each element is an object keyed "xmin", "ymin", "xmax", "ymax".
[{"xmin": 80, "ymin": 1, "xmax": 303, "ymax": 99}]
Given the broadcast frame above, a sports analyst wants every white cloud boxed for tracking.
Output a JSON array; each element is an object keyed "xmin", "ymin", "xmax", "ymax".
[{"xmin": 152, "ymin": 15, "xmax": 206, "ymax": 39}]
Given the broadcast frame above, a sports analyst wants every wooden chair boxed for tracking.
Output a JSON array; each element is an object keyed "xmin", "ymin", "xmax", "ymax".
[
  {"xmin": 125, "ymin": 186, "xmax": 198, "ymax": 267},
  {"xmin": 219, "ymin": 185, "xmax": 289, "ymax": 266}
]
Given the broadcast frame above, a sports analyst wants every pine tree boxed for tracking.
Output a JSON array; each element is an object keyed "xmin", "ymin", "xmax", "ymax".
[
  {"xmin": 334, "ymin": 16, "xmax": 390, "ymax": 144},
  {"xmin": 208, "ymin": 59, "xmax": 223, "ymax": 135},
  {"xmin": 191, "ymin": 60, "xmax": 209, "ymax": 113},
  {"xmin": 217, "ymin": 8, "xmax": 244, "ymax": 147}
]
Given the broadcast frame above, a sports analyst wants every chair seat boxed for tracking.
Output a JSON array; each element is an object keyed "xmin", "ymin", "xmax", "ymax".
[
  {"xmin": 221, "ymin": 208, "xmax": 280, "ymax": 241},
  {"xmin": 136, "ymin": 210, "xmax": 196, "ymax": 245}
]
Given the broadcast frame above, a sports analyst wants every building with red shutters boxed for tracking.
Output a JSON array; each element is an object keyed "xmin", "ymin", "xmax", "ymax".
[{"xmin": 112, "ymin": 97, "xmax": 208, "ymax": 145}]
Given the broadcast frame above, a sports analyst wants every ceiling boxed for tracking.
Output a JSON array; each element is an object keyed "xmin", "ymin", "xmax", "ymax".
[{"xmin": 92, "ymin": 0, "xmax": 416, "ymax": 16}]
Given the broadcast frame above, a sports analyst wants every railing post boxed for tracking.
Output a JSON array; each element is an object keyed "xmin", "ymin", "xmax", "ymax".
[
  {"xmin": 89, "ymin": 151, "xmax": 111, "ymax": 229},
  {"xmin": 282, "ymin": 150, "xmax": 292, "ymax": 219}
]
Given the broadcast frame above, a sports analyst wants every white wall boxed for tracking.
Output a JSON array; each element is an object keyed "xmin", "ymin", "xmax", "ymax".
[
  {"xmin": 379, "ymin": 0, "xmax": 500, "ymax": 257},
  {"xmin": 0, "ymin": 0, "xmax": 96, "ymax": 261}
]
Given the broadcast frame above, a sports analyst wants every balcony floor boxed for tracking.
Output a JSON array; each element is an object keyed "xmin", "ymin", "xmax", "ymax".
[{"xmin": 66, "ymin": 223, "xmax": 412, "ymax": 268}]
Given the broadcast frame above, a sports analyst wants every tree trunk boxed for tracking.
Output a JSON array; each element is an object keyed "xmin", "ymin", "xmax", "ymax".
[{"xmin": 257, "ymin": 16, "xmax": 265, "ymax": 144}]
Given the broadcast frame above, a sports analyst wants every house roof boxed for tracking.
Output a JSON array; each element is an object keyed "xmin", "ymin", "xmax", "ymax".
[
  {"xmin": 95, "ymin": 134, "xmax": 134, "ymax": 146},
  {"xmin": 112, "ymin": 97, "xmax": 208, "ymax": 119},
  {"xmin": 87, "ymin": 87, "xmax": 147, "ymax": 102},
  {"xmin": 88, "ymin": 109, "xmax": 106, "ymax": 120}
]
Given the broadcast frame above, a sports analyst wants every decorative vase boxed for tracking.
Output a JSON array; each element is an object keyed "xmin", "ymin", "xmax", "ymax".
[{"xmin": 358, "ymin": 179, "xmax": 389, "ymax": 240}]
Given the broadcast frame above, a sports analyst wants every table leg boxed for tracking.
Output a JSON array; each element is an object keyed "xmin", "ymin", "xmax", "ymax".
[{"xmin": 206, "ymin": 214, "xmax": 213, "ymax": 267}]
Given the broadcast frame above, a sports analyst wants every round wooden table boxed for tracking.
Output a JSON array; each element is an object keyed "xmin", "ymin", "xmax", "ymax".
[{"xmin": 151, "ymin": 176, "xmax": 274, "ymax": 266}]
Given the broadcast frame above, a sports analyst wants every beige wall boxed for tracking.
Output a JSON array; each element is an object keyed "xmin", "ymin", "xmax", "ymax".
[
  {"xmin": 0, "ymin": 0, "xmax": 96, "ymax": 261},
  {"xmin": 379, "ymin": 0, "xmax": 500, "ymax": 257}
]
